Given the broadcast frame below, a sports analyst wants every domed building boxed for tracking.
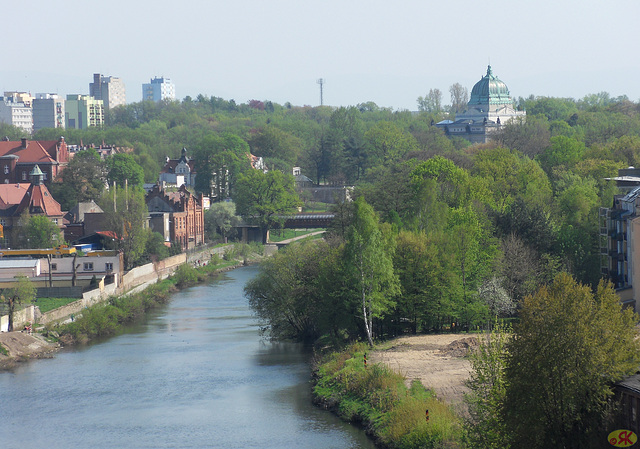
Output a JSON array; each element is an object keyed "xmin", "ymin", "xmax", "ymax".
[{"xmin": 436, "ymin": 65, "xmax": 525, "ymax": 143}]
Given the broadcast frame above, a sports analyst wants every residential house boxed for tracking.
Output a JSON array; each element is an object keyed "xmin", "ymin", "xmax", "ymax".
[
  {"xmin": 0, "ymin": 137, "xmax": 69, "ymax": 185},
  {"xmin": 146, "ymin": 184, "xmax": 204, "ymax": 250},
  {"xmin": 0, "ymin": 165, "xmax": 65, "ymax": 247},
  {"xmin": 159, "ymin": 147, "xmax": 196, "ymax": 188}
]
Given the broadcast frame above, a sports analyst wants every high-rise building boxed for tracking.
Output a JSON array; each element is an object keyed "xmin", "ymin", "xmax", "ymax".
[
  {"xmin": 142, "ymin": 77, "xmax": 176, "ymax": 102},
  {"xmin": 0, "ymin": 93, "xmax": 33, "ymax": 134},
  {"xmin": 33, "ymin": 93, "xmax": 65, "ymax": 131},
  {"xmin": 65, "ymin": 95, "xmax": 104, "ymax": 129},
  {"xmin": 89, "ymin": 73, "xmax": 126, "ymax": 109}
]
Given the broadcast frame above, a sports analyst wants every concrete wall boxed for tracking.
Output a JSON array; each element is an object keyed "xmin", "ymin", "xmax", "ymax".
[{"xmin": 0, "ymin": 305, "xmax": 37, "ymax": 332}]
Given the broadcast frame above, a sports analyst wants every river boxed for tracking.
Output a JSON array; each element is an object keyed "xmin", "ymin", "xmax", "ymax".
[{"xmin": 0, "ymin": 266, "xmax": 377, "ymax": 449}]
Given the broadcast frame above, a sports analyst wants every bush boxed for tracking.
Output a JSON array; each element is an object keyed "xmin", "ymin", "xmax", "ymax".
[{"xmin": 172, "ymin": 263, "xmax": 199, "ymax": 288}]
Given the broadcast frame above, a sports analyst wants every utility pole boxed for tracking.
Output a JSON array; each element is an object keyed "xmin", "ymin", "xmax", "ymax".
[{"xmin": 317, "ymin": 78, "xmax": 325, "ymax": 106}]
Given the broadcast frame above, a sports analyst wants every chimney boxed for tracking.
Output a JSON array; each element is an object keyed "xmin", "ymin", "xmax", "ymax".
[{"xmin": 21, "ymin": 138, "xmax": 27, "ymax": 149}]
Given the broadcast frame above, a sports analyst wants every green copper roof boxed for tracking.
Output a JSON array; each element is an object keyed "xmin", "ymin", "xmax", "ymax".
[
  {"xmin": 29, "ymin": 164, "xmax": 44, "ymax": 176},
  {"xmin": 468, "ymin": 65, "xmax": 513, "ymax": 106}
]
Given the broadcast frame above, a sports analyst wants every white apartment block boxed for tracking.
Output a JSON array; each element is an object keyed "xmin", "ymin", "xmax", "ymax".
[
  {"xmin": 142, "ymin": 77, "xmax": 176, "ymax": 102},
  {"xmin": 0, "ymin": 94, "xmax": 33, "ymax": 134}
]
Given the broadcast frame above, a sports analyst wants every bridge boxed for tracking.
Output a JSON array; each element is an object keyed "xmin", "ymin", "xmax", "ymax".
[{"xmin": 282, "ymin": 213, "xmax": 334, "ymax": 229}]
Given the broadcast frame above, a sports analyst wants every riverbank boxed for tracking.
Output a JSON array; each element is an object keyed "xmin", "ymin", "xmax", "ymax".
[{"xmin": 0, "ymin": 250, "xmax": 263, "ymax": 370}]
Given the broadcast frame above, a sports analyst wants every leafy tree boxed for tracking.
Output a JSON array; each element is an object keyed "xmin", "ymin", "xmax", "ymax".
[
  {"xmin": 50, "ymin": 149, "xmax": 106, "ymax": 210},
  {"xmin": 234, "ymin": 170, "xmax": 300, "ymax": 243},
  {"xmin": 449, "ymin": 82, "xmax": 469, "ymax": 114},
  {"xmin": 503, "ymin": 273, "xmax": 640, "ymax": 449},
  {"xmin": 1, "ymin": 276, "xmax": 36, "ymax": 331},
  {"xmin": 464, "ymin": 322, "xmax": 511, "ymax": 449},
  {"xmin": 193, "ymin": 133, "xmax": 249, "ymax": 198},
  {"xmin": 204, "ymin": 201, "xmax": 241, "ymax": 243},
  {"xmin": 244, "ymin": 240, "xmax": 345, "ymax": 342},
  {"xmin": 106, "ymin": 153, "xmax": 144, "ymax": 188},
  {"xmin": 248, "ymin": 126, "xmax": 302, "ymax": 165},
  {"xmin": 364, "ymin": 121, "xmax": 418, "ymax": 168},
  {"xmin": 476, "ymin": 277, "xmax": 514, "ymax": 320},
  {"xmin": 494, "ymin": 115, "xmax": 551, "ymax": 158},
  {"xmin": 143, "ymin": 230, "xmax": 170, "ymax": 262},
  {"xmin": 98, "ymin": 186, "xmax": 148, "ymax": 269},
  {"xmin": 417, "ymin": 88, "xmax": 443, "ymax": 113},
  {"xmin": 343, "ymin": 197, "xmax": 399, "ymax": 347},
  {"xmin": 22, "ymin": 215, "xmax": 64, "ymax": 249}
]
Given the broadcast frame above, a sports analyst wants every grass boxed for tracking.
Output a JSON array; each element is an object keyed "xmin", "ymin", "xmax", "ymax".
[
  {"xmin": 268, "ymin": 228, "xmax": 324, "ymax": 242},
  {"xmin": 35, "ymin": 297, "xmax": 79, "ymax": 313},
  {"xmin": 314, "ymin": 343, "xmax": 463, "ymax": 449},
  {"xmin": 301, "ymin": 202, "xmax": 332, "ymax": 213}
]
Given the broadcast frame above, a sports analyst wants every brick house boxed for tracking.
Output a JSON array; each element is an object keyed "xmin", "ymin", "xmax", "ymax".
[
  {"xmin": 0, "ymin": 137, "xmax": 69, "ymax": 185},
  {"xmin": 146, "ymin": 184, "xmax": 204, "ymax": 250}
]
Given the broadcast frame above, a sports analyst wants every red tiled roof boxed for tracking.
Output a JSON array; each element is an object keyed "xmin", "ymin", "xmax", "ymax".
[
  {"xmin": 0, "ymin": 140, "xmax": 57, "ymax": 165},
  {"xmin": 15, "ymin": 183, "xmax": 63, "ymax": 216},
  {"xmin": 0, "ymin": 183, "xmax": 30, "ymax": 209}
]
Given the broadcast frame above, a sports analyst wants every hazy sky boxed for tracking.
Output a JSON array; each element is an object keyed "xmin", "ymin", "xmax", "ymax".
[{"xmin": 3, "ymin": 0, "xmax": 639, "ymax": 110}]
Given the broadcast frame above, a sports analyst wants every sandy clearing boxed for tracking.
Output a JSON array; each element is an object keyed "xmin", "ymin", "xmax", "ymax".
[{"xmin": 370, "ymin": 333, "xmax": 476, "ymax": 414}]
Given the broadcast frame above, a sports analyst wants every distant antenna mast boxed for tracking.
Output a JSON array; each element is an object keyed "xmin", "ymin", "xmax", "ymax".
[{"xmin": 317, "ymin": 78, "xmax": 325, "ymax": 106}]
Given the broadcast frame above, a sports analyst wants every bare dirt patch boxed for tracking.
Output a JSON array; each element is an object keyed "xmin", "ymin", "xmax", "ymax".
[
  {"xmin": 370, "ymin": 334, "xmax": 476, "ymax": 413},
  {"xmin": 0, "ymin": 331, "xmax": 60, "ymax": 370}
]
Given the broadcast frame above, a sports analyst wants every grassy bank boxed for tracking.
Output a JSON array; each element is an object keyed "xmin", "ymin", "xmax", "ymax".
[{"xmin": 313, "ymin": 343, "xmax": 463, "ymax": 449}]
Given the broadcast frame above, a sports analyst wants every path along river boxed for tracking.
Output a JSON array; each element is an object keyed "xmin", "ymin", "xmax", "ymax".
[{"xmin": 0, "ymin": 266, "xmax": 377, "ymax": 449}]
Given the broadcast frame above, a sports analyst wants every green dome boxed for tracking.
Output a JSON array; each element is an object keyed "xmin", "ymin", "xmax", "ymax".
[{"xmin": 468, "ymin": 65, "xmax": 513, "ymax": 106}]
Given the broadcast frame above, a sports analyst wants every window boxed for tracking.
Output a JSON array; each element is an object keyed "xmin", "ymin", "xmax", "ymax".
[
  {"xmin": 105, "ymin": 262, "xmax": 113, "ymax": 271},
  {"xmin": 83, "ymin": 262, "xmax": 94, "ymax": 271},
  {"xmin": 0, "ymin": 219, "xmax": 5, "ymax": 226},
  {"xmin": 51, "ymin": 263, "xmax": 57, "ymax": 271},
  {"xmin": 3, "ymin": 165, "xmax": 8, "ymax": 174},
  {"xmin": 22, "ymin": 171, "xmax": 27, "ymax": 181}
]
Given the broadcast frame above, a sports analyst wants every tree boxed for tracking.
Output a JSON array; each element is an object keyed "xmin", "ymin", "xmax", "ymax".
[
  {"xmin": 449, "ymin": 82, "xmax": 469, "ymax": 114},
  {"xmin": 98, "ymin": 186, "xmax": 148, "ymax": 269},
  {"xmin": 106, "ymin": 153, "xmax": 144, "ymax": 188},
  {"xmin": 234, "ymin": 170, "xmax": 301, "ymax": 243},
  {"xmin": 464, "ymin": 322, "xmax": 511, "ymax": 449},
  {"xmin": 23, "ymin": 215, "xmax": 64, "ymax": 249},
  {"xmin": 205, "ymin": 201, "xmax": 241, "ymax": 243},
  {"xmin": 248, "ymin": 126, "xmax": 303, "ymax": 165},
  {"xmin": 503, "ymin": 273, "xmax": 640, "ymax": 449},
  {"xmin": 343, "ymin": 197, "xmax": 399, "ymax": 347},
  {"xmin": 193, "ymin": 133, "xmax": 249, "ymax": 198},
  {"xmin": 364, "ymin": 121, "xmax": 418, "ymax": 167},
  {"xmin": 417, "ymin": 88, "xmax": 443, "ymax": 113},
  {"xmin": 49, "ymin": 149, "xmax": 106, "ymax": 210},
  {"xmin": 1, "ymin": 276, "xmax": 36, "ymax": 331}
]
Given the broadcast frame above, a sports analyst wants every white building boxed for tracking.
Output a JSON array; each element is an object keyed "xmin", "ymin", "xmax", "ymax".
[
  {"xmin": 0, "ymin": 94, "xmax": 33, "ymax": 134},
  {"xmin": 142, "ymin": 77, "xmax": 175, "ymax": 102},
  {"xmin": 436, "ymin": 65, "xmax": 525, "ymax": 143},
  {"xmin": 90, "ymin": 73, "xmax": 126, "ymax": 110}
]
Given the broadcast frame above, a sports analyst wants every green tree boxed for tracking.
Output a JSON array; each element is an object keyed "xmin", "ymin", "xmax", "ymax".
[
  {"xmin": 98, "ymin": 186, "xmax": 149, "ymax": 269},
  {"xmin": 204, "ymin": 201, "xmax": 241, "ymax": 242},
  {"xmin": 417, "ymin": 88, "xmax": 443, "ymax": 113},
  {"xmin": 503, "ymin": 273, "xmax": 640, "ymax": 449},
  {"xmin": 234, "ymin": 170, "xmax": 301, "ymax": 243},
  {"xmin": 193, "ymin": 133, "xmax": 249, "ymax": 198},
  {"xmin": 248, "ymin": 126, "xmax": 303, "ymax": 165},
  {"xmin": 344, "ymin": 197, "xmax": 399, "ymax": 347},
  {"xmin": 449, "ymin": 82, "xmax": 469, "ymax": 114},
  {"xmin": 1, "ymin": 276, "xmax": 36, "ymax": 331},
  {"xmin": 364, "ymin": 121, "xmax": 418, "ymax": 167},
  {"xmin": 106, "ymin": 153, "xmax": 144, "ymax": 188},
  {"xmin": 50, "ymin": 149, "xmax": 106, "ymax": 210},
  {"xmin": 23, "ymin": 215, "xmax": 64, "ymax": 249},
  {"xmin": 464, "ymin": 322, "xmax": 511, "ymax": 449}
]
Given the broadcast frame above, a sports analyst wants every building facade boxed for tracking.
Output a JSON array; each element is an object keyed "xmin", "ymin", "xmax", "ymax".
[
  {"xmin": 142, "ymin": 77, "xmax": 176, "ymax": 102},
  {"xmin": 0, "ymin": 93, "xmax": 33, "ymax": 134},
  {"xmin": 65, "ymin": 95, "xmax": 104, "ymax": 129},
  {"xmin": 146, "ymin": 184, "xmax": 204, "ymax": 250},
  {"xmin": 600, "ymin": 187, "xmax": 640, "ymax": 311},
  {"xmin": 0, "ymin": 137, "xmax": 69, "ymax": 185},
  {"xmin": 90, "ymin": 73, "xmax": 126, "ymax": 110},
  {"xmin": 436, "ymin": 65, "xmax": 525, "ymax": 143},
  {"xmin": 159, "ymin": 147, "xmax": 196, "ymax": 188},
  {"xmin": 33, "ymin": 93, "xmax": 65, "ymax": 131}
]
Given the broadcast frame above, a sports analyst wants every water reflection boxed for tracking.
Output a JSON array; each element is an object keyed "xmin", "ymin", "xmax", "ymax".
[{"xmin": 0, "ymin": 266, "xmax": 376, "ymax": 449}]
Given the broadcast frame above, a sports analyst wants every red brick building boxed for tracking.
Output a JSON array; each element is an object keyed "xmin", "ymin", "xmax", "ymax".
[
  {"xmin": 0, "ymin": 137, "xmax": 69, "ymax": 185},
  {"xmin": 146, "ymin": 184, "xmax": 204, "ymax": 250}
]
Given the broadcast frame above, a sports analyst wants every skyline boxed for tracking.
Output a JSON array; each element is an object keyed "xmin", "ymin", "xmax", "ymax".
[{"xmin": 2, "ymin": 0, "xmax": 640, "ymax": 111}]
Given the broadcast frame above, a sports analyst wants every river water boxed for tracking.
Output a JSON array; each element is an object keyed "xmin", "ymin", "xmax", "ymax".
[{"xmin": 0, "ymin": 266, "xmax": 377, "ymax": 449}]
